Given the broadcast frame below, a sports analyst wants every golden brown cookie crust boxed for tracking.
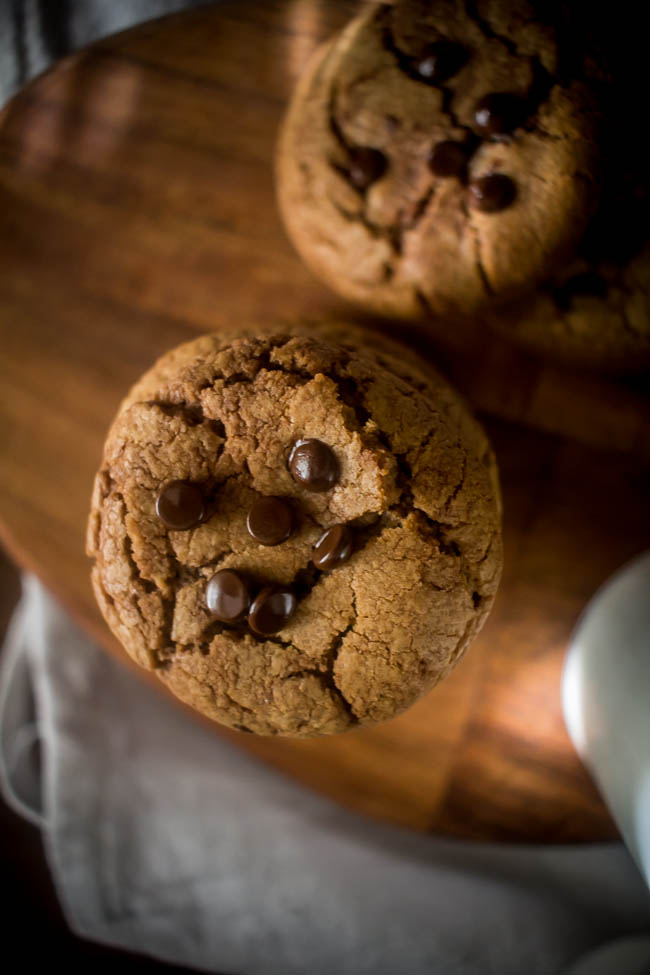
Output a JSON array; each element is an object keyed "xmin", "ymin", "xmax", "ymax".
[
  {"xmin": 276, "ymin": 1, "xmax": 601, "ymax": 320},
  {"xmin": 87, "ymin": 327, "xmax": 502, "ymax": 737}
]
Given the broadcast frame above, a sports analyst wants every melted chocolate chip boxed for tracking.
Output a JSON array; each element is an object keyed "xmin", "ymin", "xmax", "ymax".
[
  {"xmin": 413, "ymin": 41, "xmax": 467, "ymax": 84},
  {"xmin": 347, "ymin": 146, "xmax": 387, "ymax": 191},
  {"xmin": 246, "ymin": 496, "xmax": 293, "ymax": 546},
  {"xmin": 155, "ymin": 480, "xmax": 205, "ymax": 530},
  {"xmin": 288, "ymin": 439, "xmax": 339, "ymax": 492},
  {"xmin": 248, "ymin": 586, "xmax": 297, "ymax": 636},
  {"xmin": 312, "ymin": 525, "xmax": 354, "ymax": 571},
  {"xmin": 205, "ymin": 569, "xmax": 252, "ymax": 624},
  {"xmin": 428, "ymin": 140, "xmax": 469, "ymax": 178},
  {"xmin": 468, "ymin": 174, "xmax": 516, "ymax": 213},
  {"xmin": 474, "ymin": 93, "xmax": 524, "ymax": 136}
]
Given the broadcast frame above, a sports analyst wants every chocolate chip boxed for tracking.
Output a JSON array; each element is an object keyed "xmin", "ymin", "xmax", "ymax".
[
  {"xmin": 246, "ymin": 496, "xmax": 293, "ymax": 546},
  {"xmin": 347, "ymin": 147, "xmax": 387, "ymax": 191},
  {"xmin": 205, "ymin": 569, "xmax": 252, "ymax": 624},
  {"xmin": 428, "ymin": 140, "xmax": 469, "ymax": 178},
  {"xmin": 413, "ymin": 41, "xmax": 467, "ymax": 84},
  {"xmin": 155, "ymin": 480, "xmax": 205, "ymax": 530},
  {"xmin": 288, "ymin": 439, "xmax": 339, "ymax": 492},
  {"xmin": 312, "ymin": 524, "xmax": 354, "ymax": 571},
  {"xmin": 474, "ymin": 93, "xmax": 524, "ymax": 136},
  {"xmin": 248, "ymin": 586, "xmax": 297, "ymax": 636},
  {"xmin": 468, "ymin": 174, "xmax": 516, "ymax": 213}
]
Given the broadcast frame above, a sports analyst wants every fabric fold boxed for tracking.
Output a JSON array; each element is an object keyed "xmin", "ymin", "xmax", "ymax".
[{"xmin": 0, "ymin": 576, "xmax": 649, "ymax": 974}]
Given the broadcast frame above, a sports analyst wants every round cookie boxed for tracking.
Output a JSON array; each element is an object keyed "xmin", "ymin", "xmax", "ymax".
[
  {"xmin": 276, "ymin": 0, "xmax": 602, "ymax": 320},
  {"xmin": 87, "ymin": 327, "xmax": 502, "ymax": 737}
]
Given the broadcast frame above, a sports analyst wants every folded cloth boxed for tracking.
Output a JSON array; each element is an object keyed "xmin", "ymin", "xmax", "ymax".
[{"xmin": 1, "ymin": 576, "xmax": 649, "ymax": 975}]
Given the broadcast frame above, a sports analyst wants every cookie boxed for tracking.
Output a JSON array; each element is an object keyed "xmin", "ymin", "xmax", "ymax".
[
  {"xmin": 276, "ymin": 1, "xmax": 602, "ymax": 320},
  {"xmin": 486, "ymin": 104, "xmax": 650, "ymax": 369},
  {"xmin": 87, "ymin": 326, "xmax": 502, "ymax": 737}
]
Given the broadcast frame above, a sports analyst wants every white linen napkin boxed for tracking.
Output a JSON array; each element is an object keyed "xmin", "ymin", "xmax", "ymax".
[{"xmin": 1, "ymin": 574, "xmax": 649, "ymax": 975}]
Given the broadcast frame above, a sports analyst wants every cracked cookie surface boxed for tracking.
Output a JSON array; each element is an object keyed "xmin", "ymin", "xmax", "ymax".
[
  {"xmin": 276, "ymin": 0, "xmax": 602, "ymax": 320},
  {"xmin": 87, "ymin": 326, "xmax": 502, "ymax": 737}
]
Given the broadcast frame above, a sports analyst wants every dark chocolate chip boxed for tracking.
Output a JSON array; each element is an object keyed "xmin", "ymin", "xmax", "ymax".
[
  {"xmin": 312, "ymin": 524, "xmax": 354, "ymax": 571},
  {"xmin": 347, "ymin": 146, "xmax": 387, "ymax": 191},
  {"xmin": 155, "ymin": 480, "xmax": 205, "ymax": 530},
  {"xmin": 248, "ymin": 586, "xmax": 297, "ymax": 636},
  {"xmin": 468, "ymin": 174, "xmax": 516, "ymax": 213},
  {"xmin": 205, "ymin": 569, "xmax": 252, "ymax": 624},
  {"xmin": 413, "ymin": 41, "xmax": 467, "ymax": 84},
  {"xmin": 474, "ymin": 93, "xmax": 524, "ymax": 136},
  {"xmin": 288, "ymin": 439, "xmax": 339, "ymax": 492},
  {"xmin": 428, "ymin": 140, "xmax": 469, "ymax": 178},
  {"xmin": 246, "ymin": 496, "xmax": 293, "ymax": 547}
]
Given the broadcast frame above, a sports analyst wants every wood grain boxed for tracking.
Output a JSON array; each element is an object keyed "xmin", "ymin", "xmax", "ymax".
[{"xmin": 1, "ymin": 0, "xmax": 648, "ymax": 841}]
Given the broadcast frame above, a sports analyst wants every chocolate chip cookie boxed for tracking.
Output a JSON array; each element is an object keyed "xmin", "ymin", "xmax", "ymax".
[
  {"xmin": 87, "ymin": 326, "xmax": 502, "ymax": 737},
  {"xmin": 276, "ymin": 1, "xmax": 602, "ymax": 320}
]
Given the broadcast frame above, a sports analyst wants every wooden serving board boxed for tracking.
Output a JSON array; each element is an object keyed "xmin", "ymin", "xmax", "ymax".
[{"xmin": 1, "ymin": 0, "xmax": 648, "ymax": 842}]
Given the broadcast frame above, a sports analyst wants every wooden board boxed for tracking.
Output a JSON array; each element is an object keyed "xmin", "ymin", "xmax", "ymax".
[{"xmin": 1, "ymin": 0, "xmax": 648, "ymax": 841}]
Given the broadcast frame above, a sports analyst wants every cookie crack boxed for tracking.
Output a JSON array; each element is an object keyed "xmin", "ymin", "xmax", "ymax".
[
  {"xmin": 143, "ymin": 400, "xmax": 226, "ymax": 438},
  {"xmin": 88, "ymin": 470, "xmax": 114, "ymax": 557},
  {"xmin": 390, "ymin": 463, "xmax": 461, "ymax": 559},
  {"xmin": 221, "ymin": 688, "xmax": 256, "ymax": 719},
  {"xmin": 463, "ymin": 0, "xmax": 518, "ymax": 56},
  {"xmin": 192, "ymin": 670, "xmax": 258, "ymax": 726},
  {"xmin": 524, "ymin": 121, "xmax": 564, "ymax": 142},
  {"xmin": 319, "ymin": 366, "xmax": 471, "ymax": 562},
  {"xmin": 112, "ymin": 490, "xmax": 175, "ymax": 667},
  {"xmin": 287, "ymin": 664, "xmax": 357, "ymax": 721},
  {"xmin": 330, "ymin": 197, "xmax": 394, "ymax": 245},
  {"xmin": 328, "ymin": 40, "xmax": 450, "ymax": 271},
  {"xmin": 463, "ymin": 197, "xmax": 494, "ymax": 296},
  {"xmin": 443, "ymin": 452, "xmax": 468, "ymax": 516},
  {"xmin": 114, "ymin": 492, "xmax": 157, "ymax": 596},
  {"xmin": 415, "ymin": 288, "xmax": 436, "ymax": 317},
  {"xmin": 328, "ymin": 84, "xmax": 403, "ymax": 258},
  {"xmin": 388, "ymin": 2, "xmax": 559, "ymax": 148},
  {"xmin": 302, "ymin": 365, "xmax": 490, "ymax": 609},
  {"xmin": 467, "ymin": 0, "xmax": 561, "ymax": 120},
  {"xmin": 450, "ymin": 612, "xmax": 477, "ymax": 666},
  {"xmin": 198, "ymin": 367, "xmax": 313, "ymax": 391},
  {"xmin": 380, "ymin": 23, "xmax": 472, "ymax": 135},
  {"xmin": 390, "ymin": 451, "xmax": 493, "ymax": 603},
  {"xmin": 189, "ymin": 335, "xmax": 318, "ymax": 391},
  {"xmin": 391, "ymin": 184, "xmax": 437, "ymax": 256},
  {"xmin": 325, "ymin": 589, "xmax": 359, "ymax": 723}
]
